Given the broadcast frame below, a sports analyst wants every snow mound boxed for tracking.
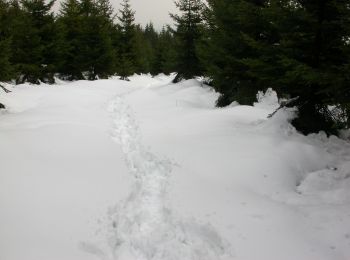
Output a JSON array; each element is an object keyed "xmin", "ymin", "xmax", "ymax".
[
  {"xmin": 258, "ymin": 107, "xmax": 298, "ymax": 135},
  {"xmin": 128, "ymin": 74, "xmax": 173, "ymax": 88},
  {"xmin": 177, "ymin": 79, "xmax": 203, "ymax": 89},
  {"xmin": 146, "ymin": 79, "xmax": 218, "ymax": 109},
  {"xmin": 227, "ymin": 101, "xmax": 239, "ymax": 107},
  {"xmin": 297, "ymin": 163, "xmax": 350, "ymax": 204},
  {"xmin": 295, "ymin": 132, "xmax": 350, "ymax": 204},
  {"xmin": 0, "ymin": 84, "xmax": 43, "ymax": 113},
  {"xmin": 152, "ymin": 73, "xmax": 176, "ymax": 83},
  {"xmin": 339, "ymin": 129, "xmax": 350, "ymax": 140},
  {"xmin": 254, "ymin": 88, "xmax": 279, "ymax": 111}
]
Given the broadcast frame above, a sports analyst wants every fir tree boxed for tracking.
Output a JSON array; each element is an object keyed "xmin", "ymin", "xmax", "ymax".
[
  {"xmin": 201, "ymin": 0, "xmax": 272, "ymax": 106},
  {"xmin": 0, "ymin": 0, "xmax": 13, "ymax": 109},
  {"xmin": 151, "ymin": 26, "xmax": 177, "ymax": 75},
  {"xmin": 171, "ymin": 0, "xmax": 204, "ymax": 83},
  {"xmin": 56, "ymin": 0, "xmax": 84, "ymax": 80},
  {"xmin": 270, "ymin": 0, "xmax": 350, "ymax": 134},
  {"xmin": 133, "ymin": 24, "xmax": 152, "ymax": 74},
  {"xmin": 57, "ymin": 0, "xmax": 115, "ymax": 80},
  {"xmin": 115, "ymin": 0, "xmax": 136, "ymax": 80},
  {"xmin": 11, "ymin": 0, "xmax": 56, "ymax": 84},
  {"xmin": 138, "ymin": 22, "xmax": 157, "ymax": 74},
  {"xmin": 0, "ymin": 0, "xmax": 14, "ymax": 81},
  {"xmin": 80, "ymin": 0, "xmax": 115, "ymax": 80},
  {"xmin": 203, "ymin": 0, "xmax": 350, "ymax": 133},
  {"xmin": 0, "ymin": 39, "xmax": 13, "ymax": 81}
]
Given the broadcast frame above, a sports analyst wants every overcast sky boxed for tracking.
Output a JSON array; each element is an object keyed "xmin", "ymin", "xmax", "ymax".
[
  {"xmin": 54, "ymin": 0, "xmax": 177, "ymax": 30},
  {"xmin": 112, "ymin": 0, "xmax": 177, "ymax": 30}
]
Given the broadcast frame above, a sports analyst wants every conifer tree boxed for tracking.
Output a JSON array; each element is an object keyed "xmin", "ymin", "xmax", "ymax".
[
  {"xmin": 171, "ymin": 0, "xmax": 204, "ymax": 83},
  {"xmin": 0, "ymin": 0, "xmax": 14, "ymax": 109},
  {"xmin": 137, "ymin": 22, "xmax": 157, "ymax": 74},
  {"xmin": 203, "ymin": 0, "xmax": 350, "ymax": 133},
  {"xmin": 56, "ymin": 0, "xmax": 84, "ymax": 79},
  {"xmin": 10, "ymin": 0, "xmax": 56, "ymax": 84},
  {"xmin": 57, "ymin": 0, "xmax": 115, "ymax": 80},
  {"xmin": 151, "ymin": 26, "xmax": 177, "ymax": 75},
  {"xmin": 0, "ymin": 39, "xmax": 13, "ymax": 81},
  {"xmin": 133, "ymin": 24, "xmax": 152, "ymax": 73},
  {"xmin": 82, "ymin": 0, "xmax": 115, "ymax": 79},
  {"xmin": 115, "ymin": 0, "xmax": 136, "ymax": 80},
  {"xmin": 0, "ymin": 0, "xmax": 14, "ymax": 81},
  {"xmin": 269, "ymin": 0, "xmax": 350, "ymax": 134},
  {"xmin": 201, "ymin": 0, "xmax": 273, "ymax": 106}
]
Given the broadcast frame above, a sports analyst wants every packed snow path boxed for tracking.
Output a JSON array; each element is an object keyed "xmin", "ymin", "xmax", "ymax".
[
  {"xmin": 99, "ymin": 94, "xmax": 232, "ymax": 259},
  {"xmin": 1, "ymin": 75, "xmax": 350, "ymax": 260}
]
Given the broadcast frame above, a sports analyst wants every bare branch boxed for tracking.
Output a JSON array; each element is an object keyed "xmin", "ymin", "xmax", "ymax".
[
  {"xmin": 0, "ymin": 84, "xmax": 11, "ymax": 93},
  {"xmin": 268, "ymin": 96, "xmax": 299, "ymax": 118}
]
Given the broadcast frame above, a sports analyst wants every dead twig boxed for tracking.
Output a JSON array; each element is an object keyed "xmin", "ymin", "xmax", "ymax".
[
  {"xmin": 0, "ymin": 84, "xmax": 11, "ymax": 93},
  {"xmin": 268, "ymin": 96, "xmax": 299, "ymax": 118}
]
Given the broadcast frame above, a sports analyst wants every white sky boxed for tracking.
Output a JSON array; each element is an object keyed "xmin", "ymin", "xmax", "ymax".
[
  {"xmin": 54, "ymin": 0, "xmax": 177, "ymax": 30},
  {"xmin": 112, "ymin": 0, "xmax": 177, "ymax": 29}
]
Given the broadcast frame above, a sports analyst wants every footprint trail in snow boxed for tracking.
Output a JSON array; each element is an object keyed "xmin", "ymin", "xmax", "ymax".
[{"xmin": 84, "ymin": 95, "xmax": 233, "ymax": 260}]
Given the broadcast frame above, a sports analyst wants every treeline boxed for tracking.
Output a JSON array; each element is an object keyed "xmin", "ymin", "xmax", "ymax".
[
  {"xmin": 0, "ymin": 0, "xmax": 177, "ymax": 83},
  {"xmin": 1, "ymin": 0, "xmax": 350, "ymax": 135}
]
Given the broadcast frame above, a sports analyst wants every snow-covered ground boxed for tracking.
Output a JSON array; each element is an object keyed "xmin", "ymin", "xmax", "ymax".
[{"xmin": 0, "ymin": 75, "xmax": 349, "ymax": 260}]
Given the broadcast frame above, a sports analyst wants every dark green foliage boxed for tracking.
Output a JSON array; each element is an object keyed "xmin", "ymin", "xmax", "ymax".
[
  {"xmin": 171, "ymin": 0, "xmax": 204, "ymax": 82},
  {"xmin": 0, "ymin": 38, "xmax": 13, "ymax": 81},
  {"xmin": 201, "ymin": 0, "xmax": 273, "ymax": 106},
  {"xmin": 1, "ymin": 0, "xmax": 176, "ymax": 84},
  {"xmin": 115, "ymin": 0, "xmax": 136, "ymax": 80},
  {"xmin": 133, "ymin": 24, "xmax": 153, "ymax": 73},
  {"xmin": 0, "ymin": 0, "xmax": 14, "ymax": 81},
  {"xmin": 203, "ymin": 0, "xmax": 350, "ymax": 134},
  {"xmin": 80, "ymin": 0, "xmax": 115, "ymax": 80},
  {"xmin": 56, "ymin": 0, "xmax": 84, "ymax": 80},
  {"xmin": 57, "ymin": 0, "xmax": 115, "ymax": 80},
  {"xmin": 11, "ymin": 0, "xmax": 56, "ymax": 84},
  {"xmin": 150, "ymin": 26, "xmax": 177, "ymax": 76},
  {"xmin": 134, "ymin": 22, "xmax": 160, "ymax": 74},
  {"xmin": 276, "ymin": 0, "xmax": 350, "ymax": 134},
  {"xmin": 0, "ymin": 0, "xmax": 13, "ymax": 109}
]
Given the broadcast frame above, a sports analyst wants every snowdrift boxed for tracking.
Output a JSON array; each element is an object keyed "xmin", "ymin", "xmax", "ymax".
[{"xmin": 0, "ymin": 75, "xmax": 349, "ymax": 260}]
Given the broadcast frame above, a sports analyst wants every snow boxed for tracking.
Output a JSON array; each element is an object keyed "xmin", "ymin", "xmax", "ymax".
[{"xmin": 0, "ymin": 75, "xmax": 350, "ymax": 260}]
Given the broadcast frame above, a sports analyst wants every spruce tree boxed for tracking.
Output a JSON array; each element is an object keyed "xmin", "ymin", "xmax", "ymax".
[
  {"xmin": 133, "ymin": 24, "xmax": 152, "ymax": 74},
  {"xmin": 203, "ymin": 0, "xmax": 350, "ymax": 133},
  {"xmin": 115, "ymin": 0, "xmax": 136, "ymax": 80},
  {"xmin": 171, "ymin": 0, "xmax": 204, "ymax": 83},
  {"xmin": 137, "ymin": 22, "xmax": 157, "ymax": 74},
  {"xmin": 57, "ymin": 0, "xmax": 115, "ymax": 80},
  {"xmin": 9, "ymin": 0, "xmax": 56, "ymax": 84},
  {"xmin": 0, "ymin": 39, "xmax": 13, "ymax": 81},
  {"xmin": 270, "ymin": 0, "xmax": 350, "ymax": 134},
  {"xmin": 151, "ymin": 26, "xmax": 177, "ymax": 75},
  {"xmin": 56, "ymin": 0, "xmax": 84, "ymax": 80},
  {"xmin": 0, "ymin": 0, "xmax": 14, "ymax": 81},
  {"xmin": 79, "ymin": 0, "xmax": 115, "ymax": 80},
  {"xmin": 201, "ymin": 0, "xmax": 273, "ymax": 106},
  {"xmin": 0, "ymin": 0, "xmax": 13, "ymax": 109}
]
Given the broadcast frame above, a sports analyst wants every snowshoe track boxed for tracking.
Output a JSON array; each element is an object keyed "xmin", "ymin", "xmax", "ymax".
[{"xmin": 94, "ymin": 95, "xmax": 233, "ymax": 260}]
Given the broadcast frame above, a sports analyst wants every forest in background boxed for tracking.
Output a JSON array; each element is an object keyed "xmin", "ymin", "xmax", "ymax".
[{"xmin": 0, "ymin": 0, "xmax": 349, "ymax": 135}]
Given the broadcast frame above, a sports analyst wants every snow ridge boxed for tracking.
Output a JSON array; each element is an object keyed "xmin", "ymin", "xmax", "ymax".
[{"xmin": 101, "ymin": 95, "xmax": 233, "ymax": 260}]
